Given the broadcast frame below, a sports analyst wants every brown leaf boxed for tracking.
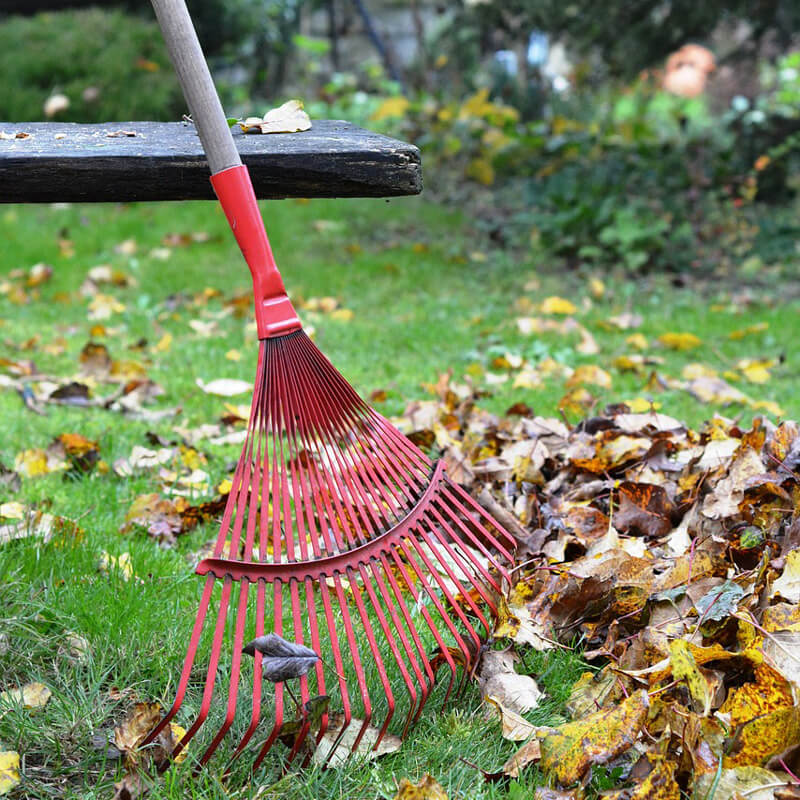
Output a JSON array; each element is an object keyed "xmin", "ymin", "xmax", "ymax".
[
  {"xmin": 614, "ymin": 482, "xmax": 675, "ymax": 538},
  {"xmin": 393, "ymin": 774, "xmax": 448, "ymax": 799}
]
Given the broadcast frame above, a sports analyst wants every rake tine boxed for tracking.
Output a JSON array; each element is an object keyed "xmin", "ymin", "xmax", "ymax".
[
  {"xmin": 141, "ymin": 575, "xmax": 216, "ymax": 749},
  {"xmin": 374, "ymin": 555, "xmax": 435, "ymax": 724},
  {"xmin": 402, "ymin": 527, "xmax": 484, "ymax": 655},
  {"xmin": 170, "ymin": 575, "xmax": 234, "ymax": 762},
  {"xmin": 199, "ymin": 579, "xmax": 250, "ymax": 765},
  {"xmin": 442, "ymin": 482, "xmax": 516, "ymax": 563},
  {"xmin": 226, "ymin": 578, "xmax": 265, "ymax": 767},
  {"xmin": 251, "ymin": 583, "xmax": 285, "ymax": 771},
  {"xmin": 348, "ymin": 565, "xmax": 395, "ymax": 748},
  {"xmin": 386, "ymin": 549, "xmax": 461, "ymax": 705}
]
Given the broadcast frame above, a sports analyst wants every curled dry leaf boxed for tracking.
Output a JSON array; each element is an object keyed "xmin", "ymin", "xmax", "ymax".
[
  {"xmin": 242, "ymin": 633, "xmax": 320, "ymax": 682},
  {"xmin": 502, "ymin": 737, "xmax": 542, "ymax": 778}
]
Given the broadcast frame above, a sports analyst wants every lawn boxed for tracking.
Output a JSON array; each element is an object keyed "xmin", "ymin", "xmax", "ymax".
[{"xmin": 1, "ymin": 194, "xmax": 798, "ymax": 798}]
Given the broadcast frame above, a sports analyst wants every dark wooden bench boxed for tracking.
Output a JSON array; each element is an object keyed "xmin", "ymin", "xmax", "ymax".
[{"xmin": 0, "ymin": 120, "xmax": 422, "ymax": 203}]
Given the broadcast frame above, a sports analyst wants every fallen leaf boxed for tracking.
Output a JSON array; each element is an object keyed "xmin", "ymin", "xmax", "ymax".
[
  {"xmin": 0, "ymin": 682, "xmax": 52, "ymax": 710},
  {"xmin": 312, "ymin": 714, "xmax": 402, "ymax": 767},
  {"xmin": 541, "ymin": 296, "xmax": 577, "ymax": 315},
  {"xmin": 503, "ymin": 737, "xmax": 542, "ymax": 778},
  {"xmin": 658, "ymin": 332, "xmax": 702, "ymax": 350},
  {"xmin": 0, "ymin": 751, "xmax": 20, "ymax": 795},
  {"xmin": 485, "ymin": 695, "xmax": 537, "ymax": 740},
  {"xmin": 195, "ymin": 378, "xmax": 251, "ymax": 396},
  {"xmin": 771, "ymin": 549, "xmax": 800, "ymax": 603},
  {"xmin": 99, "ymin": 552, "xmax": 133, "ymax": 581},
  {"xmin": 566, "ymin": 364, "xmax": 612, "ymax": 390},
  {"xmin": 393, "ymin": 774, "xmax": 448, "ymax": 799},
  {"xmin": 539, "ymin": 690, "xmax": 649, "ymax": 785}
]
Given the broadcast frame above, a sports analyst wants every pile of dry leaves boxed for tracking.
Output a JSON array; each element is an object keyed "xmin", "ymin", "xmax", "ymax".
[{"xmin": 394, "ymin": 373, "xmax": 800, "ymax": 799}]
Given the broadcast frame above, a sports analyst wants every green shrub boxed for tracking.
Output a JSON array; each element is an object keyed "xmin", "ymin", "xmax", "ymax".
[{"xmin": 0, "ymin": 9, "xmax": 182, "ymax": 123}]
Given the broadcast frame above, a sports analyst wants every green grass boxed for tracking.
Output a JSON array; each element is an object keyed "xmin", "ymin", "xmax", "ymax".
[{"xmin": 1, "ymin": 195, "xmax": 798, "ymax": 797}]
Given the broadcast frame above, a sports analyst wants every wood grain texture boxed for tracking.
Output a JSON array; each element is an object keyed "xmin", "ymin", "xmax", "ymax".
[{"xmin": 0, "ymin": 120, "xmax": 422, "ymax": 202}]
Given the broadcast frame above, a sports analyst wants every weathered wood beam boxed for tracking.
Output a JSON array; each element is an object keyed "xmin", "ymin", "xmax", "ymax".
[{"xmin": 0, "ymin": 120, "xmax": 422, "ymax": 203}]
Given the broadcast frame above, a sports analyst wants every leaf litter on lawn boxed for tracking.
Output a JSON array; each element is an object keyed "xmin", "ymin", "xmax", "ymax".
[{"xmin": 394, "ymin": 372, "xmax": 800, "ymax": 797}]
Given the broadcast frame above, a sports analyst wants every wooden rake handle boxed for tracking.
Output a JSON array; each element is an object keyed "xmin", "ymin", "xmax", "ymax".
[
  {"xmin": 150, "ymin": 0, "xmax": 240, "ymax": 175},
  {"xmin": 150, "ymin": 0, "xmax": 302, "ymax": 338}
]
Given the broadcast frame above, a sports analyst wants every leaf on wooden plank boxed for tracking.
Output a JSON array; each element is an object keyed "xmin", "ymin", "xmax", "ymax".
[
  {"xmin": 0, "ymin": 752, "xmax": 21, "ymax": 796},
  {"xmin": 242, "ymin": 633, "xmax": 320, "ymax": 682},
  {"xmin": 393, "ymin": 774, "xmax": 448, "ymax": 799},
  {"xmin": 539, "ymin": 689, "xmax": 649, "ymax": 785},
  {"xmin": 241, "ymin": 100, "xmax": 312, "ymax": 134},
  {"xmin": 312, "ymin": 713, "xmax": 402, "ymax": 767},
  {"xmin": 195, "ymin": 377, "xmax": 252, "ymax": 397}
]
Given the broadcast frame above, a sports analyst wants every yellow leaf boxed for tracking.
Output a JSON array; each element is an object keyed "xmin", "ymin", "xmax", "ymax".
[
  {"xmin": 393, "ymin": 774, "xmax": 448, "ymax": 799},
  {"xmin": 87, "ymin": 293, "xmax": 125, "ymax": 320},
  {"xmin": 217, "ymin": 478, "xmax": 233, "ymax": 495},
  {"xmin": 737, "ymin": 358, "xmax": 774, "ymax": 384},
  {"xmin": 626, "ymin": 333, "xmax": 649, "ymax": 350},
  {"xmin": 748, "ymin": 399, "xmax": 785, "ymax": 416},
  {"xmin": 588, "ymin": 278, "xmax": 605, "ymax": 299},
  {"xmin": 682, "ymin": 362, "xmax": 717, "ymax": 380},
  {"xmin": 465, "ymin": 158, "xmax": 495, "ymax": 186},
  {"xmin": 669, "ymin": 639, "xmax": 713, "ymax": 715},
  {"xmin": 99, "ymin": 551, "xmax": 133, "ymax": 581},
  {"xmin": 225, "ymin": 349, "xmax": 241, "ymax": 362},
  {"xmin": 566, "ymin": 364, "xmax": 612, "ymax": 390},
  {"xmin": 0, "ymin": 501, "xmax": 25, "ymax": 519},
  {"xmin": 0, "ymin": 682, "xmax": 51, "ymax": 710},
  {"xmin": 541, "ymin": 296, "xmax": 577, "ymax": 315},
  {"xmin": 658, "ymin": 331, "xmax": 701, "ymax": 350},
  {"xmin": 625, "ymin": 397, "xmax": 661, "ymax": 413},
  {"xmin": 559, "ymin": 387, "xmax": 595, "ymax": 416},
  {"xmin": 0, "ymin": 751, "xmax": 20, "ymax": 795},
  {"xmin": 729, "ymin": 321, "xmax": 768, "ymax": 339},
  {"xmin": 370, "ymin": 96, "xmax": 410, "ymax": 121},
  {"xmin": 613, "ymin": 355, "xmax": 646, "ymax": 373},
  {"xmin": 170, "ymin": 723, "xmax": 188, "ymax": 763},
  {"xmin": 329, "ymin": 308, "xmax": 354, "ymax": 322},
  {"xmin": 154, "ymin": 333, "xmax": 172, "ymax": 353},
  {"xmin": 539, "ymin": 690, "xmax": 649, "ymax": 785}
]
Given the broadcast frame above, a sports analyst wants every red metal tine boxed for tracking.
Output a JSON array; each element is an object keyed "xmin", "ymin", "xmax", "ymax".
[
  {"xmin": 347, "ymin": 565, "xmax": 396, "ymax": 748},
  {"xmin": 199, "ymin": 578, "xmax": 250, "ymax": 765},
  {"xmin": 140, "ymin": 574, "xmax": 216, "ymax": 748},
  {"xmin": 384, "ymin": 550, "xmax": 461, "ymax": 705},
  {"xmin": 251, "ymin": 582, "xmax": 285, "ymax": 771},
  {"xmin": 367, "ymin": 559, "xmax": 433, "ymax": 732},
  {"xmin": 172, "ymin": 575, "xmax": 234, "ymax": 761}
]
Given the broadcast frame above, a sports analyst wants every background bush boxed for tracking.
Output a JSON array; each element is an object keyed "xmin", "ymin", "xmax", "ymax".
[{"xmin": 0, "ymin": 8, "xmax": 182, "ymax": 122}]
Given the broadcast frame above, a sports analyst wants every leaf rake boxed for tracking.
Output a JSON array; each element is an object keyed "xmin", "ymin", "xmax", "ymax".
[{"xmin": 143, "ymin": 0, "xmax": 516, "ymax": 771}]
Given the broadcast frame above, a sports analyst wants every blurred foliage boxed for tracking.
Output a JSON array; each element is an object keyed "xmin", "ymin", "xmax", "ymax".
[
  {"xmin": 431, "ymin": 0, "xmax": 800, "ymax": 83},
  {"xmin": 0, "ymin": 8, "xmax": 182, "ymax": 123},
  {"xmin": 362, "ymin": 51, "xmax": 800, "ymax": 276}
]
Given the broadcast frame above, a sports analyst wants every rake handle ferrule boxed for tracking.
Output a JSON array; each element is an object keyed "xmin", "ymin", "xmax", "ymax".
[{"xmin": 211, "ymin": 166, "xmax": 302, "ymax": 338}]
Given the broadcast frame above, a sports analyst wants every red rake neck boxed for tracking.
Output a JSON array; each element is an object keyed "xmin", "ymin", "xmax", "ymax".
[{"xmin": 211, "ymin": 164, "xmax": 302, "ymax": 339}]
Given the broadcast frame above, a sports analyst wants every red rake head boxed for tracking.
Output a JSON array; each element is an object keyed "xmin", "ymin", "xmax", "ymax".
[{"xmin": 144, "ymin": 331, "xmax": 515, "ymax": 772}]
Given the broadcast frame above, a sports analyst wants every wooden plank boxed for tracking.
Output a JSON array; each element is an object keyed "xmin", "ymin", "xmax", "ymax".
[{"xmin": 0, "ymin": 120, "xmax": 422, "ymax": 203}]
